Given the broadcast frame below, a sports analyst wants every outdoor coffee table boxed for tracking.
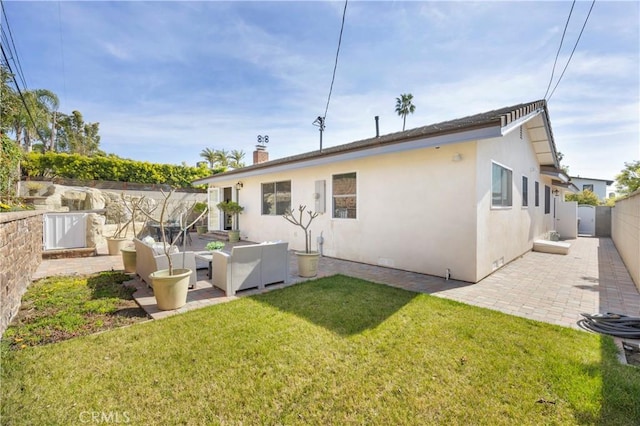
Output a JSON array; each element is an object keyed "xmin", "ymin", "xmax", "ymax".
[{"xmin": 194, "ymin": 252, "xmax": 213, "ymax": 279}]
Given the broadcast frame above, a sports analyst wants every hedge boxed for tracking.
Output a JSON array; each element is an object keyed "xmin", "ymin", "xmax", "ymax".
[{"xmin": 21, "ymin": 153, "xmax": 218, "ymax": 188}]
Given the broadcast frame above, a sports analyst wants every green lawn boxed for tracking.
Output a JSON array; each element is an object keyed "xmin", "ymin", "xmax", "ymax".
[{"xmin": 2, "ymin": 275, "xmax": 639, "ymax": 425}]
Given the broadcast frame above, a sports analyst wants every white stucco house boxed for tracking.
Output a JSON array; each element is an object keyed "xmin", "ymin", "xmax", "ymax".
[
  {"xmin": 569, "ymin": 176, "xmax": 614, "ymax": 200},
  {"xmin": 193, "ymin": 99, "xmax": 574, "ymax": 283}
]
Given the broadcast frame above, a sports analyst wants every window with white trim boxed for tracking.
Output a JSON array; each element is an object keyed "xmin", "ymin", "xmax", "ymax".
[
  {"xmin": 544, "ymin": 185, "xmax": 551, "ymax": 214},
  {"xmin": 491, "ymin": 162, "xmax": 512, "ymax": 207},
  {"xmin": 332, "ymin": 172, "xmax": 357, "ymax": 219},
  {"xmin": 261, "ymin": 180, "xmax": 291, "ymax": 215}
]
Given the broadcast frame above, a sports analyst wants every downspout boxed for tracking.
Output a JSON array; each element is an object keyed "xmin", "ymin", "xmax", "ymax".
[{"xmin": 317, "ymin": 231, "xmax": 324, "ymax": 256}]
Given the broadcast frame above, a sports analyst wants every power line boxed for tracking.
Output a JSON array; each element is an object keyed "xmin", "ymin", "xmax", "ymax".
[
  {"xmin": 57, "ymin": 1, "xmax": 67, "ymax": 104},
  {"xmin": 323, "ymin": 0, "xmax": 348, "ymax": 122},
  {"xmin": 546, "ymin": 0, "xmax": 597, "ymax": 102},
  {"xmin": 313, "ymin": 0, "xmax": 348, "ymax": 151},
  {"xmin": 543, "ymin": 0, "xmax": 575, "ymax": 100},
  {"xmin": 0, "ymin": 0, "xmax": 28, "ymax": 90},
  {"xmin": 1, "ymin": 44, "xmax": 49, "ymax": 143}
]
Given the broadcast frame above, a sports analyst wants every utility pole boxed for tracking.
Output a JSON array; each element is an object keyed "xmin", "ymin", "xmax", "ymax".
[{"xmin": 313, "ymin": 116, "xmax": 325, "ymax": 152}]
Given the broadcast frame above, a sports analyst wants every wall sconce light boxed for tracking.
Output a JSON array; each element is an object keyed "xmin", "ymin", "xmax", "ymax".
[
  {"xmin": 235, "ymin": 182, "xmax": 244, "ymax": 190},
  {"xmin": 552, "ymin": 189, "xmax": 560, "ymax": 196},
  {"xmin": 452, "ymin": 153, "xmax": 463, "ymax": 162}
]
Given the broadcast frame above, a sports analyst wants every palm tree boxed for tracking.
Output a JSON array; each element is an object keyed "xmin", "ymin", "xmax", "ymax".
[
  {"xmin": 199, "ymin": 147, "xmax": 217, "ymax": 168},
  {"xmin": 214, "ymin": 148, "xmax": 230, "ymax": 168},
  {"xmin": 395, "ymin": 93, "xmax": 416, "ymax": 131},
  {"xmin": 229, "ymin": 149, "xmax": 245, "ymax": 169},
  {"xmin": 11, "ymin": 89, "xmax": 59, "ymax": 152}
]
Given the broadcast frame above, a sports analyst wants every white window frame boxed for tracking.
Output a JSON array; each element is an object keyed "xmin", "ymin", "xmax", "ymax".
[
  {"xmin": 491, "ymin": 161, "xmax": 513, "ymax": 209},
  {"xmin": 332, "ymin": 172, "xmax": 357, "ymax": 219},
  {"xmin": 261, "ymin": 180, "xmax": 291, "ymax": 216}
]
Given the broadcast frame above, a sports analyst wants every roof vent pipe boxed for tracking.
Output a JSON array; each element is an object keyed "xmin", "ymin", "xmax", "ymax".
[{"xmin": 375, "ymin": 116, "xmax": 380, "ymax": 138}]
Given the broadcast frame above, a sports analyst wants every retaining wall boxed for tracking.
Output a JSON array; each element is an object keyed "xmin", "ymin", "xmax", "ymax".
[{"xmin": 0, "ymin": 211, "xmax": 44, "ymax": 336}]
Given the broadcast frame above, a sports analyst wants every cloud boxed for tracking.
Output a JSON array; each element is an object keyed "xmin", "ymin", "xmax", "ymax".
[{"xmin": 5, "ymin": 0, "xmax": 636, "ymax": 181}]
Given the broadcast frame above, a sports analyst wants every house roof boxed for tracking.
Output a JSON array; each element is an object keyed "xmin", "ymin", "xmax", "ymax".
[
  {"xmin": 193, "ymin": 99, "xmax": 561, "ymax": 185},
  {"xmin": 569, "ymin": 176, "xmax": 614, "ymax": 186}
]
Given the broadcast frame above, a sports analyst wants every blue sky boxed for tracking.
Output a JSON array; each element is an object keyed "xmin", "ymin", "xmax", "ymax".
[{"xmin": 4, "ymin": 1, "xmax": 639, "ymax": 182}]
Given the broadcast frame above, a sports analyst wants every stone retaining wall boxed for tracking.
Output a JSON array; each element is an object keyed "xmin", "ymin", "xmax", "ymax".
[{"xmin": 0, "ymin": 211, "xmax": 44, "ymax": 336}]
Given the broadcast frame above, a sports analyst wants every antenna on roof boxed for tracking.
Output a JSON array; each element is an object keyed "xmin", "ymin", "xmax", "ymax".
[
  {"xmin": 257, "ymin": 135, "xmax": 269, "ymax": 149},
  {"xmin": 312, "ymin": 116, "xmax": 325, "ymax": 152}
]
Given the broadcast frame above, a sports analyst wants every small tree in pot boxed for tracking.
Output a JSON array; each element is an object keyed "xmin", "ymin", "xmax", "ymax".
[
  {"xmin": 193, "ymin": 202, "xmax": 208, "ymax": 235},
  {"xmin": 216, "ymin": 200, "xmax": 244, "ymax": 242},
  {"xmin": 119, "ymin": 194, "xmax": 153, "ymax": 273},
  {"xmin": 283, "ymin": 204, "xmax": 320, "ymax": 277},
  {"xmin": 105, "ymin": 195, "xmax": 134, "ymax": 255},
  {"xmin": 137, "ymin": 189, "xmax": 207, "ymax": 310}
]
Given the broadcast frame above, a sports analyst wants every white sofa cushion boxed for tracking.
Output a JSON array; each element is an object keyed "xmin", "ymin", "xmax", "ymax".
[
  {"xmin": 211, "ymin": 242, "xmax": 288, "ymax": 296},
  {"xmin": 133, "ymin": 238, "xmax": 197, "ymax": 288}
]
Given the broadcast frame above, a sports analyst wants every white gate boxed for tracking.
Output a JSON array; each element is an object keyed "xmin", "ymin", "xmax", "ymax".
[
  {"xmin": 556, "ymin": 200, "xmax": 578, "ymax": 239},
  {"xmin": 577, "ymin": 205, "xmax": 596, "ymax": 236},
  {"xmin": 43, "ymin": 213, "xmax": 87, "ymax": 250}
]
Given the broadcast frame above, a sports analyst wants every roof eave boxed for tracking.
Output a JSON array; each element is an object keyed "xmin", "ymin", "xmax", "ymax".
[{"xmin": 193, "ymin": 124, "xmax": 503, "ymax": 185}]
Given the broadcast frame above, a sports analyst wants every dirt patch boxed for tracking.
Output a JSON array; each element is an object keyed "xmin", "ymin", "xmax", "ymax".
[
  {"xmin": 623, "ymin": 342, "xmax": 640, "ymax": 367},
  {"xmin": 3, "ymin": 272, "xmax": 149, "ymax": 349}
]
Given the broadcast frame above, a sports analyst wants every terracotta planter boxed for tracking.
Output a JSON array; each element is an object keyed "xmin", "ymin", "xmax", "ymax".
[
  {"xmin": 121, "ymin": 247, "xmax": 136, "ymax": 273},
  {"xmin": 296, "ymin": 251, "xmax": 320, "ymax": 278},
  {"xmin": 106, "ymin": 237, "xmax": 128, "ymax": 256},
  {"xmin": 149, "ymin": 268, "xmax": 192, "ymax": 310}
]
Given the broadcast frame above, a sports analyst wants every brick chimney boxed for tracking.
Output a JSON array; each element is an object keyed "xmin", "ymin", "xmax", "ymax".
[{"xmin": 253, "ymin": 145, "xmax": 269, "ymax": 165}]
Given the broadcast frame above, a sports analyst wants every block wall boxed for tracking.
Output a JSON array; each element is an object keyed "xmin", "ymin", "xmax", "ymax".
[
  {"xmin": 0, "ymin": 211, "xmax": 44, "ymax": 335},
  {"xmin": 612, "ymin": 191, "xmax": 640, "ymax": 291}
]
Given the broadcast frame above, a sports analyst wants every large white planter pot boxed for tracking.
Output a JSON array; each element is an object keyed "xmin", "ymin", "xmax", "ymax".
[
  {"xmin": 106, "ymin": 237, "xmax": 128, "ymax": 256},
  {"xmin": 149, "ymin": 268, "xmax": 192, "ymax": 310},
  {"xmin": 296, "ymin": 251, "xmax": 320, "ymax": 278},
  {"xmin": 120, "ymin": 247, "xmax": 136, "ymax": 273}
]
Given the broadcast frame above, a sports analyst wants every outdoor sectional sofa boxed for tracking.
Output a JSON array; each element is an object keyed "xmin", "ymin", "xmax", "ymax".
[
  {"xmin": 211, "ymin": 241, "xmax": 289, "ymax": 296},
  {"xmin": 133, "ymin": 238, "xmax": 198, "ymax": 289}
]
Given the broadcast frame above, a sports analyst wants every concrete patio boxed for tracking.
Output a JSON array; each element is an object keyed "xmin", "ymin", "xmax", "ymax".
[{"xmin": 33, "ymin": 234, "xmax": 640, "ymax": 331}]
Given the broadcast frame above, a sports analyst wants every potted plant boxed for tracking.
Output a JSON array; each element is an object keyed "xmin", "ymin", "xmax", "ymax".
[
  {"xmin": 105, "ymin": 196, "xmax": 133, "ymax": 256},
  {"xmin": 283, "ymin": 204, "xmax": 320, "ymax": 277},
  {"xmin": 193, "ymin": 202, "xmax": 208, "ymax": 235},
  {"xmin": 206, "ymin": 241, "xmax": 225, "ymax": 251},
  {"xmin": 216, "ymin": 200, "xmax": 244, "ymax": 243},
  {"xmin": 26, "ymin": 181, "xmax": 44, "ymax": 196},
  {"xmin": 119, "ymin": 194, "xmax": 153, "ymax": 273},
  {"xmin": 138, "ymin": 189, "xmax": 206, "ymax": 310}
]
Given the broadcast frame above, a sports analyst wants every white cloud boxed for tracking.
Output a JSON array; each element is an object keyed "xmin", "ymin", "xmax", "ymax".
[{"xmin": 5, "ymin": 0, "xmax": 636, "ymax": 181}]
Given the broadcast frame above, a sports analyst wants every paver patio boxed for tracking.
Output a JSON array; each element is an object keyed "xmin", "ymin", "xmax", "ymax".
[{"xmin": 33, "ymin": 234, "xmax": 640, "ymax": 331}]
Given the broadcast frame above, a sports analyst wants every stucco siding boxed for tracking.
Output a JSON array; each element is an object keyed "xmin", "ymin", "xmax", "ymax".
[
  {"xmin": 475, "ymin": 126, "xmax": 555, "ymax": 281},
  {"xmin": 209, "ymin": 143, "xmax": 479, "ymax": 282}
]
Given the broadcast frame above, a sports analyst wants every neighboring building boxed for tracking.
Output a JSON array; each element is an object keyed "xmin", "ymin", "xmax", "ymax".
[
  {"xmin": 569, "ymin": 176, "xmax": 614, "ymax": 200},
  {"xmin": 194, "ymin": 100, "xmax": 574, "ymax": 283}
]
